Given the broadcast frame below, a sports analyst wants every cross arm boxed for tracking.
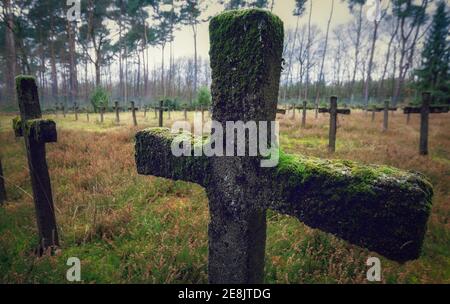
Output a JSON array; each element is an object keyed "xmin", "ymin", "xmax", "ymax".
[
  {"xmin": 404, "ymin": 106, "xmax": 449, "ymax": 114},
  {"xmin": 12, "ymin": 117, "xmax": 57, "ymax": 143},
  {"xmin": 135, "ymin": 128, "xmax": 211, "ymax": 186},
  {"xmin": 337, "ymin": 109, "xmax": 351, "ymax": 115},
  {"xmin": 261, "ymin": 152, "xmax": 433, "ymax": 262}
]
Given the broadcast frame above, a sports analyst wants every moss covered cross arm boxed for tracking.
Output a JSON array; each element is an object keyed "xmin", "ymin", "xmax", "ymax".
[
  {"xmin": 135, "ymin": 128, "xmax": 211, "ymax": 186},
  {"xmin": 259, "ymin": 153, "xmax": 433, "ymax": 262}
]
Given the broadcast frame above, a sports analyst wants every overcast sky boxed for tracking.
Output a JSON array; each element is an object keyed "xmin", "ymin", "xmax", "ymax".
[{"xmin": 146, "ymin": 0, "xmax": 359, "ymax": 66}]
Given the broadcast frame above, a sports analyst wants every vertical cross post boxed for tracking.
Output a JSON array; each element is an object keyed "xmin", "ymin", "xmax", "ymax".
[
  {"xmin": 371, "ymin": 109, "xmax": 376, "ymax": 122},
  {"xmin": 159, "ymin": 100, "xmax": 164, "ymax": 127},
  {"xmin": 130, "ymin": 101, "xmax": 138, "ymax": 126},
  {"xmin": 13, "ymin": 76, "xmax": 59, "ymax": 252},
  {"xmin": 301, "ymin": 100, "xmax": 307, "ymax": 128},
  {"xmin": 420, "ymin": 92, "xmax": 430, "ymax": 156},
  {"xmin": 144, "ymin": 106, "xmax": 147, "ymax": 118},
  {"xmin": 100, "ymin": 106, "xmax": 105, "ymax": 123},
  {"xmin": 184, "ymin": 106, "xmax": 188, "ymax": 121},
  {"xmin": 74, "ymin": 103, "xmax": 78, "ymax": 121},
  {"xmin": 201, "ymin": 105, "xmax": 205, "ymax": 122},
  {"xmin": 329, "ymin": 96, "xmax": 338, "ymax": 153},
  {"xmin": 114, "ymin": 101, "xmax": 121, "ymax": 123},
  {"xmin": 62, "ymin": 103, "xmax": 66, "ymax": 118},
  {"xmin": 383, "ymin": 99, "xmax": 389, "ymax": 132},
  {"xmin": 292, "ymin": 104, "xmax": 295, "ymax": 119},
  {"xmin": 406, "ymin": 112, "xmax": 411, "ymax": 124},
  {"xmin": 0, "ymin": 156, "xmax": 6, "ymax": 205},
  {"xmin": 86, "ymin": 111, "xmax": 89, "ymax": 122}
]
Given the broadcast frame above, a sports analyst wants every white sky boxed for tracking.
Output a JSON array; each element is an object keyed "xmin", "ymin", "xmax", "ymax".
[{"xmin": 146, "ymin": 0, "xmax": 356, "ymax": 66}]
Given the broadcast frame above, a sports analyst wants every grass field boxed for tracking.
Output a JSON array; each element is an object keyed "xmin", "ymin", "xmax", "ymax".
[{"xmin": 0, "ymin": 109, "xmax": 449, "ymax": 283}]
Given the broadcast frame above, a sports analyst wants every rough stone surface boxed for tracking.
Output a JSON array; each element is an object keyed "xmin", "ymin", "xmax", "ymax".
[{"xmin": 15, "ymin": 75, "xmax": 59, "ymax": 253}]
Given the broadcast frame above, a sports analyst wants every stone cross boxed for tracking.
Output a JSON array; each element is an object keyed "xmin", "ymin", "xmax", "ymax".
[
  {"xmin": 154, "ymin": 100, "xmax": 168, "ymax": 127},
  {"xmin": 113, "ymin": 101, "xmax": 123, "ymax": 123},
  {"xmin": 12, "ymin": 76, "xmax": 59, "ymax": 253},
  {"xmin": 403, "ymin": 92, "xmax": 449, "ymax": 155},
  {"xmin": 134, "ymin": 10, "xmax": 433, "ymax": 284},
  {"xmin": 128, "ymin": 101, "xmax": 138, "ymax": 126},
  {"xmin": 295, "ymin": 101, "xmax": 313, "ymax": 128},
  {"xmin": 143, "ymin": 105, "xmax": 148, "ymax": 118},
  {"xmin": 183, "ymin": 105, "xmax": 188, "ymax": 121},
  {"xmin": 99, "ymin": 106, "xmax": 105, "ymax": 123},
  {"xmin": 318, "ymin": 97, "xmax": 351, "ymax": 153},
  {"xmin": 0, "ymin": 156, "xmax": 6, "ymax": 205},
  {"xmin": 73, "ymin": 103, "xmax": 79, "ymax": 121}
]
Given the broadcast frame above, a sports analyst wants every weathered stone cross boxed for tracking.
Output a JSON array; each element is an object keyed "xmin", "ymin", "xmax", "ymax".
[
  {"xmin": 318, "ymin": 97, "xmax": 351, "ymax": 153},
  {"xmin": 128, "ymin": 101, "xmax": 138, "ymax": 126},
  {"xmin": 113, "ymin": 101, "xmax": 123, "ymax": 123},
  {"xmin": 135, "ymin": 10, "xmax": 433, "ymax": 284},
  {"xmin": 12, "ymin": 76, "xmax": 59, "ymax": 253},
  {"xmin": 153, "ymin": 100, "xmax": 168, "ymax": 127},
  {"xmin": 295, "ymin": 101, "xmax": 314, "ymax": 128},
  {"xmin": 73, "ymin": 103, "xmax": 79, "ymax": 121},
  {"xmin": 403, "ymin": 92, "xmax": 449, "ymax": 155},
  {"xmin": 99, "ymin": 106, "xmax": 106, "ymax": 123}
]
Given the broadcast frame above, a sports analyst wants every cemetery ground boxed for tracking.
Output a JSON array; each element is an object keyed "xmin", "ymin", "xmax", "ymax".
[{"xmin": 0, "ymin": 109, "xmax": 449, "ymax": 284}]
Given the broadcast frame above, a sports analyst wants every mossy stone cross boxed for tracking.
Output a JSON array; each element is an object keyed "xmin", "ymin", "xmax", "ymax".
[
  {"xmin": 13, "ymin": 76, "xmax": 59, "ymax": 253},
  {"xmin": 135, "ymin": 10, "xmax": 433, "ymax": 284}
]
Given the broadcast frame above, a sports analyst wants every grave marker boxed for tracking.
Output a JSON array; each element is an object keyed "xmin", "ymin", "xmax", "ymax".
[
  {"xmin": 129, "ymin": 101, "xmax": 138, "ymax": 126},
  {"xmin": 73, "ymin": 103, "xmax": 79, "ymax": 121},
  {"xmin": 99, "ymin": 106, "xmax": 105, "ymax": 123},
  {"xmin": 135, "ymin": 10, "xmax": 433, "ymax": 284},
  {"xmin": 12, "ymin": 76, "xmax": 59, "ymax": 253},
  {"xmin": 318, "ymin": 97, "xmax": 351, "ymax": 153},
  {"xmin": 403, "ymin": 92, "xmax": 449, "ymax": 155},
  {"xmin": 113, "ymin": 101, "xmax": 123, "ymax": 123},
  {"xmin": 154, "ymin": 100, "xmax": 168, "ymax": 127}
]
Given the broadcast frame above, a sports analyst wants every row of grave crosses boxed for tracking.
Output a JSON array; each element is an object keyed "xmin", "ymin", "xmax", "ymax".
[{"xmin": 3, "ymin": 9, "xmax": 439, "ymax": 284}]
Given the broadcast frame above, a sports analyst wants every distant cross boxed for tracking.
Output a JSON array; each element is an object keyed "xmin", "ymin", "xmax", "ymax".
[
  {"xmin": 318, "ymin": 97, "xmax": 351, "ymax": 153},
  {"xmin": 61, "ymin": 103, "xmax": 66, "ymax": 118},
  {"xmin": 12, "ymin": 76, "xmax": 59, "ymax": 253},
  {"xmin": 128, "ymin": 101, "xmax": 138, "ymax": 126},
  {"xmin": 73, "ymin": 103, "xmax": 79, "ymax": 121},
  {"xmin": 201, "ymin": 105, "xmax": 205, "ymax": 122},
  {"xmin": 113, "ymin": 101, "xmax": 123, "ymax": 123},
  {"xmin": 135, "ymin": 10, "xmax": 433, "ymax": 284},
  {"xmin": 0, "ymin": 156, "xmax": 6, "ymax": 205},
  {"xmin": 383, "ymin": 100, "xmax": 397, "ymax": 132},
  {"xmin": 403, "ymin": 92, "xmax": 449, "ymax": 155},
  {"xmin": 154, "ymin": 100, "xmax": 168, "ymax": 127},
  {"xmin": 183, "ymin": 105, "xmax": 188, "ymax": 121},
  {"xmin": 143, "ymin": 105, "xmax": 148, "ymax": 118},
  {"xmin": 295, "ymin": 101, "xmax": 313, "ymax": 128},
  {"xmin": 99, "ymin": 106, "xmax": 105, "ymax": 123},
  {"xmin": 291, "ymin": 104, "xmax": 296, "ymax": 119}
]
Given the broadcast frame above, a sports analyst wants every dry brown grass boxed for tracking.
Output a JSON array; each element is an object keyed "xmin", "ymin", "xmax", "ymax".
[{"xmin": 0, "ymin": 109, "xmax": 449, "ymax": 283}]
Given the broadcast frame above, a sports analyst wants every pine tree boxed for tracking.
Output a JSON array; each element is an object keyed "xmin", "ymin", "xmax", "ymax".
[{"xmin": 415, "ymin": 1, "xmax": 450, "ymax": 104}]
